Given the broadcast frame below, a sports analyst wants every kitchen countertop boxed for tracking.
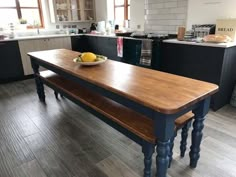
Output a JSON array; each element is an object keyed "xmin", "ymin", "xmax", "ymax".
[
  {"xmin": 163, "ymin": 39, "xmax": 236, "ymax": 48},
  {"xmin": 0, "ymin": 34, "xmax": 83, "ymax": 42},
  {"xmin": 0, "ymin": 33, "xmax": 152, "ymax": 42}
]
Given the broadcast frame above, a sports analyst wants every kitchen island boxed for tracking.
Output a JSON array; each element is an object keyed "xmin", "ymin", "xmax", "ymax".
[{"xmin": 161, "ymin": 39, "xmax": 236, "ymax": 111}]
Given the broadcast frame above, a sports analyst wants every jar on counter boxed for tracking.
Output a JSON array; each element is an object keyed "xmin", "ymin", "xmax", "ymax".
[{"xmin": 177, "ymin": 27, "xmax": 185, "ymax": 41}]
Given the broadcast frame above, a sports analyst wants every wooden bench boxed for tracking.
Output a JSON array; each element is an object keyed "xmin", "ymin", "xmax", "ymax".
[{"xmin": 38, "ymin": 70, "xmax": 194, "ymax": 177}]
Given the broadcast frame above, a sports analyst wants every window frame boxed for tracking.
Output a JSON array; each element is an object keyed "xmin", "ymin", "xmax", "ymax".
[
  {"xmin": 114, "ymin": 0, "xmax": 130, "ymax": 21},
  {"xmin": 0, "ymin": 0, "xmax": 44, "ymax": 28}
]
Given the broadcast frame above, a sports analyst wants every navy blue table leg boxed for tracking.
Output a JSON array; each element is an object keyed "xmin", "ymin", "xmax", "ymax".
[
  {"xmin": 31, "ymin": 59, "xmax": 45, "ymax": 102},
  {"xmin": 142, "ymin": 141, "xmax": 155, "ymax": 177},
  {"xmin": 156, "ymin": 140, "xmax": 170, "ymax": 177},
  {"xmin": 154, "ymin": 114, "xmax": 175, "ymax": 177},
  {"xmin": 190, "ymin": 98, "xmax": 210, "ymax": 168}
]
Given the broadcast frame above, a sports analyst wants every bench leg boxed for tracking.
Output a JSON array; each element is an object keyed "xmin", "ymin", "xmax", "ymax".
[
  {"xmin": 168, "ymin": 131, "xmax": 177, "ymax": 168},
  {"xmin": 142, "ymin": 142, "xmax": 155, "ymax": 177},
  {"xmin": 180, "ymin": 121, "xmax": 192, "ymax": 157},
  {"xmin": 54, "ymin": 91, "xmax": 64, "ymax": 100},
  {"xmin": 54, "ymin": 91, "xmax": 59, "ymax": 99},
  {"xmin": 31, "ymin": 61, "xmax": 45, "ymax": 102}
]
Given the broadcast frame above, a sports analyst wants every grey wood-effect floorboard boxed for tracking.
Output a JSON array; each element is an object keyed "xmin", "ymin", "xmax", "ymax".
[{"xmin": 1, "ymin": 79, "xmax": 236, "ymax": 177}]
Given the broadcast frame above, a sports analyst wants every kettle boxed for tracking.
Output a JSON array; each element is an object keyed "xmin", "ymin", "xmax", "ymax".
[{"xmin": 90, "ymin": 23, "xmax": 97, "ymax": 32}]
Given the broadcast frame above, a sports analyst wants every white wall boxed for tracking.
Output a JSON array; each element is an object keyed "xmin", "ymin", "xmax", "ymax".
[
  {"xmin": 187, "ymin": 0, "xmax": 236, "ymax": 29},
  {"xmin": 95, "ymin": 0, "xmax": 108, "ymax": 21},
  {"xmin": 106, "ymin": 0, "xmax": 114, "ymax": 21},
  {"xmin": 130, "ymin": 0, "xmax": 145, "ymax": 31},
  {"xmin": 144, "ymin": 0, "xmax": 188, "ymax": 34}
]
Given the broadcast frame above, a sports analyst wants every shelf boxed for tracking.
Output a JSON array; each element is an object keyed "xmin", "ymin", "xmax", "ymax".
[
  {"xmin": 49, "ymin": 0, "xmax": 95, "ymax": 23},
  {"xmin": 56, "ymin": 8, "xmax": 81, "ymax": 10},
  {"xmin": 57, "ymin": 20, "xmax": 95, "ymax": 23}
]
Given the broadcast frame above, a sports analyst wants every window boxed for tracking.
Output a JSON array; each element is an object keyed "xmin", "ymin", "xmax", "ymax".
[
  {"xmin": 0, "ymin": 0, "xmax": 44, "ymax": 28},
  {"xmin": 114, "ymin": 0, "xmax": 130, "ymax": 22}
]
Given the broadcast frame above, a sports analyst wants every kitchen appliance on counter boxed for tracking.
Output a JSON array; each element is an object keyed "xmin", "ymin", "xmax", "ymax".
[
  {"xmin": 124, "ymin": 33, "xmax": 174, "ymax": 70},
  {"xmin": 78, "ymin": 28, "xmax": 87, "ymax": 34},
  {"xmin": 130, "ymin": 32, "xmax": 147, "ymax": 38},
  {"xmin": 192, "ymin": 24, "xmax": 216, "ymax": 38},
  {"xmin": 115, "ymin": 32, "xmax": 133, "ymax": 37},
  {"xmin": 216, "ymin": 19, "xmax": 236, "ymax": 41},
  {"xmin": 90, "ymin": 23, "xmax": 97, "ymax": 32}
]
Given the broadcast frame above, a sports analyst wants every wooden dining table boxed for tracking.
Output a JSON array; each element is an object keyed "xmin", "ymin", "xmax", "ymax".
[{"xmin": 28, "ymin": 49, "xmax": 218, "ymax": 177}]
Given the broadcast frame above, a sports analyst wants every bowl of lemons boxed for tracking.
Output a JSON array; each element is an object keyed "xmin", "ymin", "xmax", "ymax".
[{"xmin": 73, "ymin": 52, "xmax": 107, "ymax": 66}]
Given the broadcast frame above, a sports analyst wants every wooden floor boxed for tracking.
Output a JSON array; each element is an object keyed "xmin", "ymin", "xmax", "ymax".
[{"xmin": 0, "ymin": 79, "xmax": 236, "ymax": 177}]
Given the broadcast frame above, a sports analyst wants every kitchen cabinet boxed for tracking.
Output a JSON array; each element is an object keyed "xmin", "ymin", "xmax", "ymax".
[
  {"xmin": 48, "ymin": 0, "xmax": 95, "ymax": 23},
  {"xmin": 123, "ymin": 39, "xmax": 142, "ymax": 65},
  {"xmin": 71, "ymin": 35, "xmax": 88, "ymax": 52},
  {"xmin": 19, "ymin": 37, "xmax": 71, "ymax": 75},
  {"xmin": 96, "ymin": 37, "xmax": 121, "ymax": 61},
  {"xmin": 86, "ymin": 36, "xmax": 99, "ymax": 54},
  {"xmin": 71, "ymin": 35, "xmax": 122, "ymax": 61},
  {"xmin": 0, "ymin": 41, "xmax": 24, "ymax": 83},
  {"xmin": 161, "ymin": 43, "xmax": 236, "ymax": 111}
]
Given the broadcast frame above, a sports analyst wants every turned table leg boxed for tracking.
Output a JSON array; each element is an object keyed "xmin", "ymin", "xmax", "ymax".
[
  {"xmin": 31, "ymin": 59, "xmax": 45, "ymax": 102},
  {"xmin": 189, "ymin": 98, "xmax": 210, "ymax": 168},
  {"xmin": 156, "ymin": 140, "xmax": 170, "ymax": 177},
  {"xmin": 154, "ymin": 113, "xmax": 175, "ymax": 177},
  {"xmin": 142, "ymin": 141, "xmax": 155, "ymax": 177}
]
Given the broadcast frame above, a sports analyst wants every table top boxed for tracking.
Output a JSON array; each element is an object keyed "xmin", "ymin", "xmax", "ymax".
[{"xmin": 28, "ymin": 49, "xmax": 218, "ymax": 114}]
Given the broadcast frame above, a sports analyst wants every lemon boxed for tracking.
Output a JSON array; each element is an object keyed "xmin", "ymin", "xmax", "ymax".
[{"xmin": 80, "ymin": 52, "xmax": 97, "ymax": 62}]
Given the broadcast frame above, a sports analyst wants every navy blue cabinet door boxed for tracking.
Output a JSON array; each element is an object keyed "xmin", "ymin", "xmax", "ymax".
[
  {"xmin": 96, "ymin": 37, "xmax": 121, "ymax": 61},
  {"xmin": 0, "ymin": 41, "xmax": 24, "ymax": 83},
  {"xmin": 71, "ymin": 36, "xmax": 89, "ymax": 52},
  {"xmin": 160, "ymin": 43, "xmax": 236, "ymax": 111}
]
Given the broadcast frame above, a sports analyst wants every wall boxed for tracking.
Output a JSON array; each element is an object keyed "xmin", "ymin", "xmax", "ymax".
[
  {"xmin": 130, "ymin": 0, "xmax": 145, "ymax": 31},
  {"xmin": 95, "ymin": 0, "xmax": 108, "ymax": 21},
  {"xmin": 187, "ymin": 0, "xmax": 236, "ymax": 29},
  {"xmin": 107, "ymin": 0, "xmax": 114, "ymax": 21},
  {"xmin": 145, "ymin": 0, "xmax": 188, "ymax": 34}
]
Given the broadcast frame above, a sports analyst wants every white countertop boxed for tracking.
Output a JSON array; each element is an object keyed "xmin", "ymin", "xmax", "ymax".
[
  {"xmin": 0, "ymin": 34, "xmax": 83, "ymax": 42},
  {"xmin": 0, "ymin": 33, "xmax": 152, "ymax": 42},
  {"xmin": 163, "ymin": 39, "xmax": 236, "ymax": 48}
]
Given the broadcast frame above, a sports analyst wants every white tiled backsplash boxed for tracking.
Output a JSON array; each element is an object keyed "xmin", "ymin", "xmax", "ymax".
[{"xmin": 145, "ymin": 0, "xmax": 188, "ymax": 34}]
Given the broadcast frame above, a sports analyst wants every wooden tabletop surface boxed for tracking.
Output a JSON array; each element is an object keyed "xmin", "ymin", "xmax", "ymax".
[{"xmin": 28, "ymin": 49, "xmax": 218, "ymax": 114}]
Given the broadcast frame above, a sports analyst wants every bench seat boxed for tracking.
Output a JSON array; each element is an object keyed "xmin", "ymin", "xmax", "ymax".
[{"xmin": 39, "ymin": 70, "xmax": 193, "ymax": 144}]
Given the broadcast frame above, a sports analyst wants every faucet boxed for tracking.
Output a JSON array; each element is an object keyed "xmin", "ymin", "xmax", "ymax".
[
  {"xmin": 33, "ymin": 20, "xmax": 40, "ymax": 35},
  {"xmin": 37, "ymin": 27, "xmax": 40, "ymax": 35}
]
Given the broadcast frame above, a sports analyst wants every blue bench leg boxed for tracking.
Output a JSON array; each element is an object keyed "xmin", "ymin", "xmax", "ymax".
[
  {"xmin": 31, "ymin": 62, "xmax": 45, "ymax": 102},
  {"xmin": 54, "ymin": 91, "xmax": 59, "ymax": 99},
  {"xmin": 142, "ymin": 141, "xmax": 155, "ymax": 177},
  {"xmin": 168, "ymin": 131, "xmax": 177, "ymax": 168},
  {"xmin": 180, "ymin": 121, "xmax": 192, "ymax": 157},
  {"xmin": 54, "ymin": 91, "xmax": 64, "ymax": 99}
]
